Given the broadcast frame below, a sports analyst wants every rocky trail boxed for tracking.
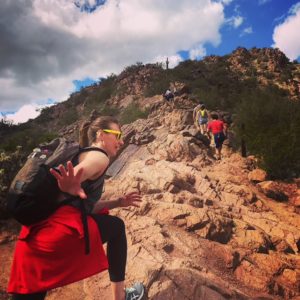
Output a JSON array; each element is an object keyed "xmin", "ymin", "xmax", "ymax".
[{"xmin": 0, "ymin": 101, "xmax": 299, "ymax": 300}]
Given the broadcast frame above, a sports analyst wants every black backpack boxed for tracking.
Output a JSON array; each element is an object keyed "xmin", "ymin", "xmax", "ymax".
[{"xmin": 6, "ymin": 137, "xmax": 107, "ymax": 226}]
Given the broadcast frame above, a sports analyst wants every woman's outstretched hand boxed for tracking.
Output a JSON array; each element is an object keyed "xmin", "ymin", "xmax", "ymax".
[
  {"xmin": 50, "ymin": 161, "xmax": 87, "ymax": 199},
  {"xmin": 119, "ymin": 192, "xmax": 142, "ymax": 208}
]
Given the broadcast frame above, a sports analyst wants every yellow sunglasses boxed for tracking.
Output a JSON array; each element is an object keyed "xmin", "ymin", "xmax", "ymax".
[{"xmin": 102, "ymin": 129, "xmax": 122, "ymax": 140}]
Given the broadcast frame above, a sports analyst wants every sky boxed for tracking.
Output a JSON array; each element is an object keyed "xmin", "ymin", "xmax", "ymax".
[{"xmin": 1, "ymin": 0, "xmax": 300, "ymax": 124}]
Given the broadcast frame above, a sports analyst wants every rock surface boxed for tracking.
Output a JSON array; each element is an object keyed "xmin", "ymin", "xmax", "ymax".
[{"xmin": 1, "ymin": 106, "xmax": 299, "ymax": 300}]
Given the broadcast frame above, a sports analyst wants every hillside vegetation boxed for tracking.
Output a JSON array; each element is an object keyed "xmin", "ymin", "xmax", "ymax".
[
  {"xmin": 1, "ymin": 47, "xmax": 300, "ymax": 300},
  {"xmin": 0, "ymin": 47, "xmax": 300, "ymax": 179}
]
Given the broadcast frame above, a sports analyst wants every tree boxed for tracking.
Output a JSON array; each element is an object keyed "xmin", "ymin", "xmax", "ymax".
[{"xmin": 234, "ymin": 89, "xmax": 300, "ymax": 178}]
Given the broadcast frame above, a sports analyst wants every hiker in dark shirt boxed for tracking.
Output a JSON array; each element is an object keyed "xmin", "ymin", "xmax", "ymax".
[
  {"xmin": 8, "ymin": 116, "xmax": 145, "ymax": 300},
  {"xmin": 163, "ymin": 89, "xmax": 174, "ymax": 102}
]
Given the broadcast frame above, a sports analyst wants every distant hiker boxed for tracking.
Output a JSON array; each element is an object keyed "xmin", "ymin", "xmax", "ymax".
[
  {"xmin": 193, "ymin": 102, "xmax": 205, "ymax": 131},
  {"xmin": 164, "ymin": 88, "xmax": 174, "ymax": 101},
  {"xmin": 7, "ymin": 116, "xmax": 145, "ymax": 300},
  {"xmin": 207, "ymin": 114, "xmax": 226, "ymax": 160},
  {"xmin": 196, "ymin": 104, "xmax": 208, "ymax": 134},
  {"xmin": 193, "ymin": 103, "xmax": 201, "ymax": 125}
]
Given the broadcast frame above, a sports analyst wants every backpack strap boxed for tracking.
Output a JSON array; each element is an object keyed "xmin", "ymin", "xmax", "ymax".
[
  {"xmin": 80, "ymin": 199, "xmax": 90, "ymax": 255},
  {"xmin": 79, "ymin": 147, "xmax": 108, "ymax": 157},
  {"xmin": 59, "ymin": 197, "xmax": 91, "ymax": 255},
  {"xmin": 71, "ymin": 147, "xmax": 108, "ymax": 255}
]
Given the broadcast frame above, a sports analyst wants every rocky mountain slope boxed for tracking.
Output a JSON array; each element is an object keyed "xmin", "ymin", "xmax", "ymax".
[
  {"xmin": 1, "ymin": 98, "xmax": 299, "ymax": 300},
  {"xmin": 0, "ymin": 47, "xmax": 299, "ymax": 144},
  {"xmin": 0, "ymin": 47, "xmax": 299, "ymax": 299}
]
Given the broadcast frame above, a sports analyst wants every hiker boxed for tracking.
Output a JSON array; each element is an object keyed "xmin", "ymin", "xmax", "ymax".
[
  {"xmin": 193, "ymin": 102, "xmax": 203, "ymax": 123},
  {"xmin": 163, "ymin": 88, "xmax": 174, "ymax": 102},
  {"xmin": 7, "ymin": 116, "xmax": 145, "ymax": 300},
  {"xmin": 207, "ymin": 113, "xmax": 226, "ymax": 160},
  {"xmin": 196, "ymin": 104, "xmax": 208, "ymax": 134}
]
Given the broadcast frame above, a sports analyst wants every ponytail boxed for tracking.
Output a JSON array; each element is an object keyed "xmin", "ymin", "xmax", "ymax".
[{"xmin": 79, "ymin": 121, "xmax": 91, "ymax": 147}]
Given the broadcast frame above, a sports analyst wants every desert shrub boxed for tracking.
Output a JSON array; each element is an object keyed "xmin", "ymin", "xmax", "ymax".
[
  {"xmin": 119, "ymin": 103, "xmax": 149, "ymax": 125},
  {"xmin": 35, "ymin": 106, "xmax": 55, "ymax": 123},
  {"xmin": 144, "ymin": 72, "xmax": 170, "ymax": 97},
  {"xmin": 0, "ymin": 129, "xmax": 58, "ymax": 153},
  {"xmin": 280, "ymin": 71, "xmax": 292, "ymax": 82},
  {"xmin": 100, "ymin": 105, "xmax": 120, "ymax": 116},
  {"xmin": 264, "ymin": 72, "xmax": 274, "ymax": 79},
  {"xmin": 97, "ymin": 79, "xmax": 115, "ymax": 100},
  {"xmin": 58, "ymin": 107, "xmax": 78, "ymax": 126},
  {"xmin": 234, "ymin": 89, "xmax": 300, "ymax": 178},
  {"xmin": 0, "ymin": 149, "xmax": 27, "ymax": 189},
  {"xmin": 111, "ymin": 85, "xmax": 128, "ymax": 98},
  {"xmin": 82, "ymin": 99, "xmax": 104, "ymax": 117},
  {"xmin": 123, "ymin": 62, "xmax": 144, "ymax": 73}
]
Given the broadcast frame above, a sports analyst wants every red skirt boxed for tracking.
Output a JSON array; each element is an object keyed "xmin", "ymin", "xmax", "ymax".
[{"xmin": 7, "ymin": 205, "xmax": 108, "ymax": 294}]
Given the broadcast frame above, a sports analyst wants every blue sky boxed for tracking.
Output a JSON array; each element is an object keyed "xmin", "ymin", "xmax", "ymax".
[
  {"xmin": 1, "ymin": 0, "xmax": 299, "ymax": 123},
  {"xmin": 212, "ymin": 0, "xmax": 299, "ymax": 57}
]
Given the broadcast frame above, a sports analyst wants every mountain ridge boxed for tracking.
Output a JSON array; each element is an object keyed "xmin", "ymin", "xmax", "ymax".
[{"xmin": 1, "ymin": 46, "xmax": 299, "ymax": 140}]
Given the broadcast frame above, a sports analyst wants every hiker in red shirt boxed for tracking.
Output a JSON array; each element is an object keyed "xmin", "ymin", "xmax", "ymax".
[{"xmin": 207, "ymin": 114, "xmax": 226, "ymax": 160}]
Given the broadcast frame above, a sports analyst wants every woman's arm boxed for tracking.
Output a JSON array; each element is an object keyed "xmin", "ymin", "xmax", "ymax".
[
  {"xmin": 92, "ymin": 192, "xmax": 142, "ymax": 213},
  {"xmin": 92, "ymin": 198, "xmax": 121, "ymax": 212},
  {"xmin": 50, "ymin": 161, "xmax": 87, "ymax": 199},
  {"xmin": 74, "ymin": 151, "xmax": 109, "ymax": 182},
  {"xmin": 50, "ymin": 151, "xmax": 109, "ymax": 198}
]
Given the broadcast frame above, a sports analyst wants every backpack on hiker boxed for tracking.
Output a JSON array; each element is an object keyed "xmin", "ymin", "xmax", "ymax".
[
  {"xmin": 6, "ymin": 138, "xmax": 106, "ymax": 226},
  {"xmin": 197, "ymin": 108, "xmax": 208, "ymax": 125}
]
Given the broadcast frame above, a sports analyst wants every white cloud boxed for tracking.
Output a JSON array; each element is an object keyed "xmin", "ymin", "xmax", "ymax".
[
  {"xmin": 226, "ymin": 15, "xmax": 243, "ymax": 28},
  {"xmin": 189, "ymin": 45, "xmax": 207, "ymax": 60},
  {"xmin": 240, "ymin": 26, "xmax": 253, "ymax": 36},
  {"xmin": 215, "ymin": 0, "xmax": 233, "ymax": 5},
  {"xmin": 258, "ymin": 0, "xmax": 271, "ymax": 5},
  {"xmin": 233, "ymin": 16, "xmax": 243, "ymax": 28},
  {"xmin": 272, "ymin": 3, "xmax": 300, "ymax": 60},
  {"xmin": 153, "ymin": 54, "xmax": 183, "ymax": 69},
  {"xmin": 4, "ymin": 104, "xmax": 51, "ymax": 124},
  {"xmin": 289, "ymin": 2, "xmax": 300, "ymax": 14},
  {"xmin": 0, "ymin": 0, "xmax": 225, "ymax": 121}
]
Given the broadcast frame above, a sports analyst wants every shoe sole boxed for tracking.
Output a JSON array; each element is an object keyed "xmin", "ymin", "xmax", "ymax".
[
  {"xmin": 138, "ymin": 286, "xmax": 144, "ymax": 300},
  {"xmin": 127, "ymin": 286, "xmax": 145, "ymax": 300},
  {"xmin": 136, "ymin": 287, "xmax": 145, "ymax": 300}
]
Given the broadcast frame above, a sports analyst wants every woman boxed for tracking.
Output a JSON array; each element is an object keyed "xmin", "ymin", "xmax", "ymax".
[
  {"xmin": 196, "ymin": 104, "xmax": 208, "ymax": 134},
  {"xmin": 7, "ymin": 116, "xmax": 144, "ymax": 300}
]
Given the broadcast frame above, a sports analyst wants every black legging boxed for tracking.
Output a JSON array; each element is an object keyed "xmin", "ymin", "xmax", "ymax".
[
  {"xmin": 12, "ymin": 214, "xmax": 127, "ymax": 300},
  {"xmin": 92, "ymin": 214, "xmax": 127, "ymax": 282}
]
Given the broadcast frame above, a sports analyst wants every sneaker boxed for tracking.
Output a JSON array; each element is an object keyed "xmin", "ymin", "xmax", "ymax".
[{"xmin": 125, "ymin": 282, "xmax": 145, "ymax": 300}]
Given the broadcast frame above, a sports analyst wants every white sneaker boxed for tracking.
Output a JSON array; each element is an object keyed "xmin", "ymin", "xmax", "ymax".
[{"xmin": 125, "ymin": 282, "xmax": 145, "ymax": 300}]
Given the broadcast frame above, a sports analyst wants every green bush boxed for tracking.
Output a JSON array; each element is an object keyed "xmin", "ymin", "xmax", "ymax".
[
  {"xmin": 123, "ymin": 62, "xmax": 144, "ymax": 74},
  {"xmin": 82, "ymin": 76, "xmax": 117, "ymax": 116},
  {"xmin": 144, "ymin": 72, "xmax": 169, "ymax": 97},
  {"xmin": 0, "ymin": 129, "xmax": 58, "ymax": 153},
  {"xmin": 234, "ymin": 89, "xmax": 300, "ymax": 179},
  {"xmin": 119, "ymin": 103, "xmax": 150, "ymax": 125},
  {"xmin": 0, "ymin": 149, "xmax": 27, "ymax": 204},
  {"xmin": 100, "ymin": 105, "xmax": 120, "ymax": 116},
  {"xmin": 58, "ymin": 107, "xmax": 78, "ymax": 126}
]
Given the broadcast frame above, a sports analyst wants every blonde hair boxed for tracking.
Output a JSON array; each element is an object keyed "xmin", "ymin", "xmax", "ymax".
[{"xmin": 79, "ymin": 116, "xmax": 119, "ymax": 147}]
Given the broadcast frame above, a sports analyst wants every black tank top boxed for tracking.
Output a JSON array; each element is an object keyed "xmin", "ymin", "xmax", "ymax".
[{"xmin": 70, "ymin": 150, "xmax": 108, "ymax": 213}]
